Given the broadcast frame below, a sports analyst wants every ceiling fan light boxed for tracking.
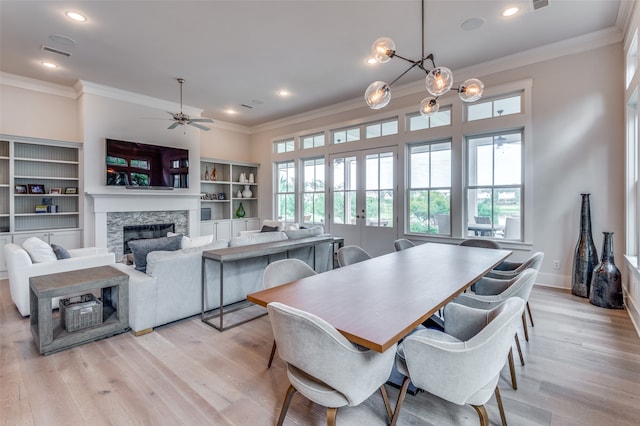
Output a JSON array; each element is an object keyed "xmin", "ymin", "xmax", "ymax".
[
  {"xmin": 371, "ymin": 37, "xmax": 396, "ymax": 63},
  {"xmin": 458, "ymin": 78, "xmax": 484, "ymax": 102},
  {"xmin": 420, "ymin": 97, "xmax": 439, "ymax": 117},
  {"xmin": 426, "ymin": 67, "xmax": 453, "ymax": 96},
  {"xmin": 365, "ymin": 81, "xmax": 391, "ymax": 109}
]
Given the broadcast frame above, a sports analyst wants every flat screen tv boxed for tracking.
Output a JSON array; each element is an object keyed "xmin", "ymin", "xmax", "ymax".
[{"xmin": 106, "ymin": 138, "xmax": 189, "ymax": 188}]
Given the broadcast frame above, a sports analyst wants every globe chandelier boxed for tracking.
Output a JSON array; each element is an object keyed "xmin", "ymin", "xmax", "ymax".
[{"xmin": 364, "ymin": 0, "xmax": 484, "ymax": 116}]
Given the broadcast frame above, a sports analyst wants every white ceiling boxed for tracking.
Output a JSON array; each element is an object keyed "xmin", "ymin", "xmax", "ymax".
[{"xmin": 0, "ymin": 0, "xmax": 628, "ymax": 128}]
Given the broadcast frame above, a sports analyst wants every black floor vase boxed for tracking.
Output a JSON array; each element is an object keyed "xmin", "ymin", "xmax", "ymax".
[
  {"xmin": 589, "ymin": 232, "xmax": 624, "ymax": 309},
  {"xmin": 572, "ymin": 193, "xmax": 598, "ymax": 298}
]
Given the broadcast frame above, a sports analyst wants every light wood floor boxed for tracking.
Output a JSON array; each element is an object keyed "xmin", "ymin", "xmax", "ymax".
[{"xmin": 2, "ymin": 279, "xmax": 640, "ymax": 426}]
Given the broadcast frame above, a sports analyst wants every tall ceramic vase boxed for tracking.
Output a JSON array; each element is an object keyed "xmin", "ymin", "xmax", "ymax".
[
  {"xmin": 571, "ymin": 193, "xmax": 598, "ymax": 298},
  {"xmin": 589, "ymin": 232, "xmax": 624, "ymax": 309}
]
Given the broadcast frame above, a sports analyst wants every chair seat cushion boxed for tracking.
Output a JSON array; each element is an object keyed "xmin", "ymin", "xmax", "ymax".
[{"xmin": 287, "ymin": 365, "xmax": 349, "ymax": 408}]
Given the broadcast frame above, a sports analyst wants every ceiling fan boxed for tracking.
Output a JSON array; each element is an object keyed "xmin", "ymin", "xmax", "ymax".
[{"xmin": 167, "ymin": 78, "xmax": 213, "ymax": 131}]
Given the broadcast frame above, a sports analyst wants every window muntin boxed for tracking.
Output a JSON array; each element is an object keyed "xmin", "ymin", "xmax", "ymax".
[
  {"xmin": 466, "ymin": 132, "xmax": 523, "ymax": 240},
  {"xmin": 407, "ymin": 141, "xmax": 451, "ymax": 235},
  {"xmin": 332, "ymin": 156, "xmax": 357, "ymax": 225},
  {"xmin": 301, "ymin": 133, "xmax": 325, "ymax": 149},
  {"xmin": 332, "ymin": 127, "xmax": 360, "ymax": 144},
  {"xmin": 365, "ymin": 118, "xmax": 398, "ymax": 139},
  {"xmin": 274, "ymin": 138, "xmax": 295, "ymax": 153},
  {"xmin": 302, "ymin": 157, "xmax": 325, "ymax": 225},
  {"xmin": 467, "ymin": 94, "xmax": 521, "ymax": 121},
  {"xmin": 365, "ymin": 152, "xmax": 394, "ymax": 227},
  {"xmin": 276, "ymin": 161, "xmax": 296, "ymax": 222},
  {"xmin": 407, "ymin": 108, "xmax": 452, "ymax": 131}
]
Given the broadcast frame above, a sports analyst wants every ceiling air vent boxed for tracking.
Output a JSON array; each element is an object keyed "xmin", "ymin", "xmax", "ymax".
[
  {"xmin": 532, "ymin": 0, "xmax": 549, "ymax": 10},
  {"xmin": 41, "ymin": 45, "xmax": 71, "ymax": 57}
]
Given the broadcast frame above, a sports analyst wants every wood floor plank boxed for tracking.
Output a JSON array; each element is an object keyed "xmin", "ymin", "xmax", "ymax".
[{"xmin": 2, "ymin": 278, "xmax": 640, "ymax": 425}]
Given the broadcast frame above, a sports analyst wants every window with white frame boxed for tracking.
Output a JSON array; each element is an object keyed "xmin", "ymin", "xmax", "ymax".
[
  {"xmin": 467, "ymin": 93, "xmax": 522, "ymax": 121},
  {"xmin": 365, "ymin": 152, "xmax": 394, "ymax": 227},
  {"xmin": 407, "ymin": 141, "xmax": 452, "ymax": 235},
  {"xmin": 332, "ymin": 126, "xmax": 360, "ymax": 144},
  {"xmin": 407, "ymin": 107, "xmax": 452, "ymax": 131},
  {"xmin": 275, "ymin": 161, "xmax": 296, "ymax": 222},
  {"xmin": 301, "ymin": 133, "xmax": 325, "ymax": 149},
  {"xmin": 302, "ymin": 157, "xmax": 325, "ymax": 225},
  {"xmin": 466, "ymin": 131, "xmax": 523, "ymax": 240},
  {"xmin": 274, "ymin": 138, "xmax": 295, "ymax": 153},
  {"xmin": 365, "ymin": 118, "xmax": 398, "ymax": 139}
]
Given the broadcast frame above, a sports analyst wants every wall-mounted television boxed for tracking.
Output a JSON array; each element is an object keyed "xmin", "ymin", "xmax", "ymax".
[{"xmin": 106, "ymin": 138, "xmax": 189, "ymax": 189}]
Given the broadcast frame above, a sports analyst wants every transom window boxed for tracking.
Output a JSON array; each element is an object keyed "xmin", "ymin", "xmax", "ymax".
[
  {"xmin": 301, "ymin": 133, "xmax": 325, "ymax": 149},
  {"xmin": 467, "ymin": 94, "xmax": 522, "ymax": 121},
  {"xmin": 332, "ymin": 126, "xmax": 360, "ymax": 144},
  {"xmin": 274, "ymin": 138, "xmax": 295, "ymax": 153},
  {"xmin": 407, "ymin": 141, "xmax": 452, "ymax": 235},
  {"xmin": 275, "ymin": 161, "xmax": 296, "ymax": 222},
  {"xmin": 407, "ymin": 107, "xmax": 452, "ymax": 131},
  {"xmin": 365, "ymin": 118, "xmax": 398, "ymax": 139},
  {"xmin": 302, "ymin": 158, "xmax": 325, "ymax": 225}
]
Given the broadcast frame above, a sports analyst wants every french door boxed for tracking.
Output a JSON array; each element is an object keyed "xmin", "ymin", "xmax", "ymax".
[{"xmin": 329, "ymin": 147, "xmax": 397, "ymax": 257}]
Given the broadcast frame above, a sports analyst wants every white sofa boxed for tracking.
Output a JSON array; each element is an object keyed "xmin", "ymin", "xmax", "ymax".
[
  {"xmin": 113, "ymin": 227, "xmax": 332, "ymax": 335},
  {"xmin": 5, "ymin": 242, "xmax": 116, "ymax": 316}
]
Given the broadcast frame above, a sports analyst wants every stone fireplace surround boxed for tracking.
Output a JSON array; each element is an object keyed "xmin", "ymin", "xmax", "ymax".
[{"xmin": 89, "ymin": 192, "xmax": 199, "ymax": 261}]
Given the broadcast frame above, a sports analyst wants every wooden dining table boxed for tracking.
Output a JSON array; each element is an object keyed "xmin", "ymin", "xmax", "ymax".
[{"xmin": 247, "ymin": 243, "xmax": 511, "ymax": 352}]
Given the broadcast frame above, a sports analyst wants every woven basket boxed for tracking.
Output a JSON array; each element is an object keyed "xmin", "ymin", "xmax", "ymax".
[{"xmin": 60, "ymin": 294, "xmax": 103, "ymax": 332}]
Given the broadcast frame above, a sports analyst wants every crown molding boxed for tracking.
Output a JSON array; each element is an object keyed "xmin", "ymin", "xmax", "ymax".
[
  {"xmin": 0, "ymin": 72, "xmax": 77, "ymax": 98},
  {"xmin": 251, "ymin": 25, "xmax": 623, "ymax": 133}
]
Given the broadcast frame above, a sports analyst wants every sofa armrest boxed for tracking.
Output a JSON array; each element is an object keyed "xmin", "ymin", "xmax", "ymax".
[
  {"xmin": 111, "ymin": 263, "xmax": 158, "ymax": 334},
  {"xmin": 69, "ymin": 247, "xmax": 110, "ymax": 257}
]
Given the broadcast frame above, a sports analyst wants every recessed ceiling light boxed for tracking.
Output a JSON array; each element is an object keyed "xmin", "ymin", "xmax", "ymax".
[
  {"xmin": 42, "ymin": 61, "xmax": 57, "ymax": 69},
  {"xmin": 65, "ymin": 11, "xmax": 87, "ymax": 22},
  {"xmin": 278, "ymin": 90, "xmax": 290, "ymax": 97},
  {"xmin": 502, "ymin": 7, "xmax": 519, "ymax": 17},
  {"xmin": 461, "ymin": 17, "xmax": 485, "ymax": 31},
  {"xmin": 49, "ymin": 34, "xmax": 77, "ymax": 46},
  {"xmin": 225, "ymin": 109, "xmax": 237, "ymax": 114}
]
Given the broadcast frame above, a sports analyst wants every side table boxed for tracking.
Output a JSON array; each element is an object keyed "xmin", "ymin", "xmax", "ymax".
[{"xmin": 29, "ymin": 265, "xmax": 129, "ymax": 355}]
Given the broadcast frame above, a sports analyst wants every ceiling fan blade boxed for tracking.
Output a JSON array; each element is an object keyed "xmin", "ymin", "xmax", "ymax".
[
  {"xmin": 189, "ymin": 118, "xmax": 214, "ymax": 123},
  {"xmin": 168, "ymin": 121, "xmax": 181, "ymax": 130},
  {"xmin": 189, "ymin": 122, "xmax": 210, "ymax": 131}
]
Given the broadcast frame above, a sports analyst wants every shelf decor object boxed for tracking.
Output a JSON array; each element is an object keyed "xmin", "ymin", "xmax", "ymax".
[
  {"xmin": 364, "ymin": 0, "xmax": 483, "ymax": 116},
  {"xmin": 589, "ymin": 232, "xmax": 624, "ymax": 309},
  {"xmin": 572, "ymin": 193, "xmax": 598, "ymax": 298},
  {"xmin": 236, "ymin": 202, "xmax": 246, "ymax": 218}
]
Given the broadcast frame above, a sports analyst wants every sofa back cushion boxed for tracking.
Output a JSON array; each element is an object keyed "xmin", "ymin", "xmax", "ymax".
[
  {"xmin": 229, "ymin": 231, "xmax": 288, "ymax": 247},
  {"xmin": 22, "ymin": 237, "xmax": 57, "ymax": 263},
  {"xmin": 128, "ymin": 234, "xmax": 182, "ymax": 272},
  {"xmin": 283, "ymin": 226, "xmax": 324, "ymax": 240}
]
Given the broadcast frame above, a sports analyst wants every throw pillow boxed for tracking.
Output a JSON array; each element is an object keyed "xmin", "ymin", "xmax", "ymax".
[
  {"xmin": 181, "ymin": 234, "xmax": 214, "ymax": 249},
  {"xmin": 51, "ymin": 243, "xmax": 71, "ymax": 260},
  {"xmin": 22, "ymin": 237, "xmax": 57, "ymax": 263},
  {"xmin": 127, "ymin": 234, "xmax": 182, "ymax": 272},
  {"xmin": 260, "ymin": 225, "xmax": 278, "ymax": 233}
]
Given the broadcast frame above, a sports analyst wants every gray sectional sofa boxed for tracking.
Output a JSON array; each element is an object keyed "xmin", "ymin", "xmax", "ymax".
[{"xmin": 112, "ymin": 227, "xmax": 332, "ymax": 335}]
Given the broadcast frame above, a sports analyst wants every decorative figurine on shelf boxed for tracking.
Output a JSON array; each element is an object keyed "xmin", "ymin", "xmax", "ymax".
[
  {"xmin": 236, "ymin": 202, "xmax": 246, "ymax": 218},
  {"xmin": 242, "ymin": 185, "xmax": 252, "ymax": 198},
  {"xmin": 236, "ymin": 190, "xmax": 242, "ymax": 198},
  {"xmin": 249, "ymin": 173, "xmax": 255, "ymax": 183},
  {"xmin": 211, "ymin": 166, "xmax": 217, "ymax": 181},
  {"xmin": 203, "ymin": 166, "xmax": 209, "ymax": 181},
  {"xmin": 239, "ymin": 172, "xmax": 246, "ymax": 183}
]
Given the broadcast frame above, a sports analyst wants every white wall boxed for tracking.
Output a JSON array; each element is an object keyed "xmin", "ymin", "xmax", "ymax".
[{"xmin": 249, "ymin": 42, "xmax": 625, "ymax": 289}]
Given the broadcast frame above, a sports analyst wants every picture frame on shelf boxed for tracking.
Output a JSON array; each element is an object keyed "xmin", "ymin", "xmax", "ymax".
[
  {"xmin": 64, "ymin": 187, "xmax": 78, "ymax": 194},
  {"xmin": 15, "ymin": 184, "xmax": 27, "ymax": 194},
  {"xmin": 217, "ymin": 192, "xmax": 226, "ymax": 200},
  {"xmin": 28, "ymin": 184, "xmax": 45, "ymax": 194},
  {"xmin": 49, "ymin": 188, "xmax": 61, "ymax": 194}
]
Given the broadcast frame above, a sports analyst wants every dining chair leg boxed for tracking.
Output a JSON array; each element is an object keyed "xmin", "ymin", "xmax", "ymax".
[
  {"xmin": 390, "ymin": 376, "xmax": 411, "ymax": 426},
  {"xmin": 379, "ymin": 385, "xmax": 393, "ymax": 421},
  {"xmin": 326, "ymin": 407, "xmax": 338, "ymax": 426},
  {"xmin": 521, "ymin": 311, "xmax": 530, "ymax": 342},
  {"xmin": 267, "ymin": 340, "xmax": 277, "ymax": 368},
  {"xmin": 276, "ymin": 384, "xmax": 297, "ymax": 426},
  {"xmin": 508, "ymin": 348, "xmax": 518, "ymax": 390},
  {"xmin": 471, "ymin": 404, "xmax": 490, "ymax": 426},
  {"xmin": 514, "ymin": 333, "xmax": 525, "ymax": 366},
  {"xmin": 494, "ymin": 386, "xmax": 508, "ymax": 426},
  {"xmin": 527, "ymin": 301, "xmax": 535, "ymax": 327}
]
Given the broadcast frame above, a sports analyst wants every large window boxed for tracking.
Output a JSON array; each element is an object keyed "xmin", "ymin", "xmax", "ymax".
[
  {"xmin": 275, "ymin": 161, "xmax": 296, "ymax": 222},
  {"xmin": 365, "ymin": 152, "xmax": 394, "ymax": 227},
  {"xmin": 407, "ymin": 141, "xmax": 451, "ymax": 235},
  {"xmin": 466, "ymin": 132, "xmax": 523, "ymax": 240},
  {"xmin": 302, "ymin": 158, "xmax": 325, "ymax": 225}
]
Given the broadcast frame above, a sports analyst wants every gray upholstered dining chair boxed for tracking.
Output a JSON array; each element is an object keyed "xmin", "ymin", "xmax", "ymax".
[
  {"xmin": 262, "ymin": 258, "xmax": 317, "ymax": 368},
  {"xmin": 485, "ymin": 251, "xmax": 544, "ymax": 332},
  {"xmin": 267, "ymin": 301, "xmax": 396, "ymax": 426},
  {"xmin": 391, "ymin": 297, "xmax": 525, "ymax": 426},
  {"xmin": 394, "ymin": 238, "xmax": 415, "ymax": 251},
  {"xmin": 337, "ymin": 245, "xmax": 372, "ymax": 267},
  {"xmin": 460, "ymin": 238, "xmax": 502, "ymax": 249},
  {"xmin": 453, "ymin": 268, "xmax": 539, "ymax": 389}
]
